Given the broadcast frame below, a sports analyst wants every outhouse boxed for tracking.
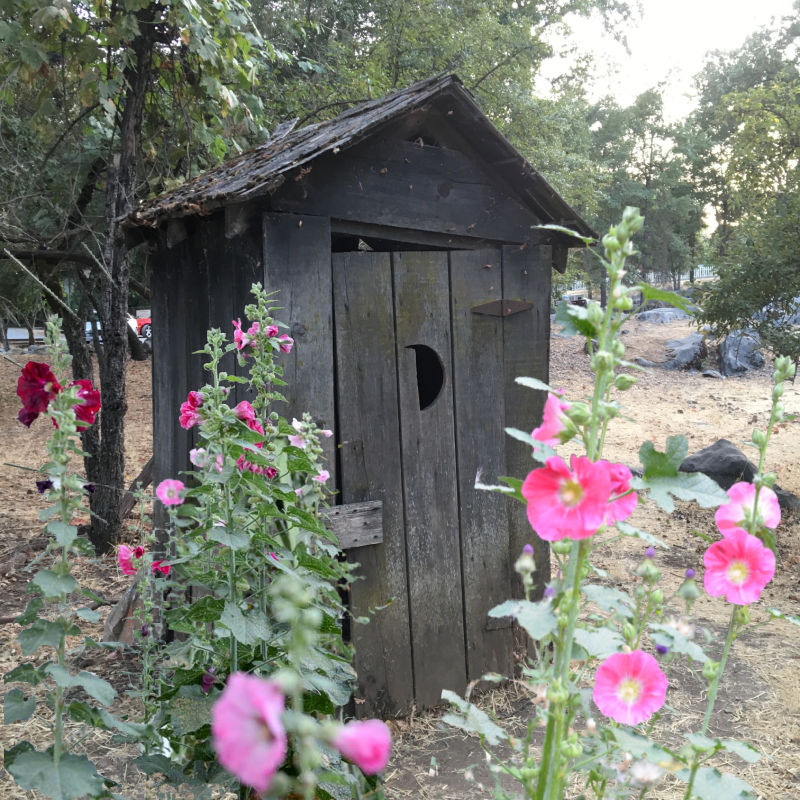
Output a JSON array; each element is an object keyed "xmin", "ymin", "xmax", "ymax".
[{"xmin": 127, "ymin": 74, "xmax": 595, "ymax": 717}]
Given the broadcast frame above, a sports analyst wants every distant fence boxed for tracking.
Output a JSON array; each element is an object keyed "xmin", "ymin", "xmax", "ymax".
[{"xmin": 564, "ymin": 265, "xmax": 716, "ymax": 295}]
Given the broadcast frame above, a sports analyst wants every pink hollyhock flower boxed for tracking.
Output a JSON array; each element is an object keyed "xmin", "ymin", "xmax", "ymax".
[
  {"xmin": 17, "ymin": 361, "xmax": 62, "ymax": 427},
  {"xmin": 333, "ymin": 719, "xmax": 392, "ymax": 775},
  {"xmin": 521, "ymin": 455, "xmax": 612, "ymax": 541},
  {"xmin": 156, "ymin": 479, "xmax": 185, "ymax": 506},
  {"xmin": 288, "ymin": 433, "xmax": 307, "ymax": 449},
  {"xmin": 605, "ymin": 462, "xmax": 638, "ymax": 524},
  {"xmin": 179, "ymin": 391, "xmax": 204, "ymax": 429},
  {"xmin": 703, "ymin": 528, "xmax": 775, "ymax": 605},
  {"xmin": 232, "ymin": 318, "xmax": 251, "ymax": 350},
  {"xmin": 321, "ymin": 428, "xmax": 333, "ymax": 438},
  {"xmin": 265, "ymin": 466, "xmax": 278, "ymax": 480},
  {"xmin": 291, "ymin": 417, "xmax": 303, "ymax": 432},
  {"xmin": 118, "ymin": 545, "xmax": 137, "ymax": 576},
  {"xmin": 234, "ymin": 401, "xmax": 256, "ymax": 424},
  {"xmin": 532, "ymin": 391, "xmax": 571, "ymax": 447},
  {"xmin": 71, "ymin": 379, "xmax": 101, "ymax": 430},
  {"xmin": 246, "ymin": 321, "xmax": 260, "ymax": 340},
  {"xmin": 278, "ymin": 334, "xmax": 294, "ymax": 353},
  {"xmin": 265, "ymin": 324, "xmax": 279, "ymax": 337},
  {"xmin": 715, "ymin": 481, "xmax": 780, "ymax": 535},
  {"xmin": 152, "ymin": 560, "xmax": 171, "ymax": 576},
  {"xmin": 212, "ymin": 673, "xmax": 287, "ymax": 793},
  {"xmin": 313, "ymin": 469, "xmax": 330, "ymax": 483},
  {"xmin": 593, "ymin": 650, "xmax": 668, "ymax": 725}
]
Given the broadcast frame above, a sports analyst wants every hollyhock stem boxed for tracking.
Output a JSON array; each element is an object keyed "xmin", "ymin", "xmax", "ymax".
[{"xmin": 683, "ymin": 607, "xmax": 738, "ymax": 800}]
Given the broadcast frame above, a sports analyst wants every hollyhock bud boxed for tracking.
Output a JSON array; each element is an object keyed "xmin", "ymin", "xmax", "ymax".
[{"xmin": 514, "ymin": 544, "xmax": 536, "ymax": 577}]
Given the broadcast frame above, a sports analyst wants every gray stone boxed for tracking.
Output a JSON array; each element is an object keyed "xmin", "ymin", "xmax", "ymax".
[
  {"xmin": 664, "ymin": 333, "xmax": 707, "ymax": 370},
  {"xmin": 634, "ymin": 357, "xmax": 656, "ymax": 368},
  {"xmin": 718, "ymin": 330, "xmax": 765, "ymax": 376},
  {"xmin": 702, "ymin": 369, "xmax": 725, "ymax": 379},
  {"xmin": 680, "ymin": 439, "xmax": 799, "ymax": 511},
  {"xmin": 636, "ymin": 308, "xmax": 691, "ymax": 324}
]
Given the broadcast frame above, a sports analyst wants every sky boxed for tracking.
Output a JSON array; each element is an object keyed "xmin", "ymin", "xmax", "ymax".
[{"xmin": 538, "ymin": 0, "xmax": 798, "ymax": 121}]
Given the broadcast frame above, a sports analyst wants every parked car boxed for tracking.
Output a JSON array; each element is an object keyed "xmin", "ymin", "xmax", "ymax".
[
  {"xmin": 133, "ymin": 315, "xmax": 152, "ymax": 338},
  {"xmin": 85, "ymin": 314, "xmax": 149, "ymax": 343}
]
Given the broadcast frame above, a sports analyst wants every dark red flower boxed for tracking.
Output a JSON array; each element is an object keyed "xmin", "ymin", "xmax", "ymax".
[
  {"xmin": 71, "ymin": 379, "xmax": 101, "ymax": 430},
  {"xmin": 17, "ymin": 361, "xmax": 61, "ymax": 427}
]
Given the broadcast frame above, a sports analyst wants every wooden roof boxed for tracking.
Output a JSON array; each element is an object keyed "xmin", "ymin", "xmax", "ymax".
[{"xmin": 127, "ymin": 74, "xmax": 595, "ymax": 240}]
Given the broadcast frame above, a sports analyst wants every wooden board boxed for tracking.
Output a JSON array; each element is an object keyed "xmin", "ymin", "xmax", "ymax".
[
  {"xmin": 332, "ymin": 251, "xmax": 414, "ymax": 717},
  {"xmin": 502, "ymin": 245, "xmax": 552, "ymax": 593},
  {"xmin": 393, "ymin": 250, "xmax": 467, "ymax": 708},
  {"xmin": 263, "ymin": 213, "xmax": 336, "ymax": 483},
  {"xmin": 450, "ymin": 249, "xmax": 515, "ymax": 680},
  {"xmin": 322, "ymin": 501, "xmax": 383, "ymax": 550}
]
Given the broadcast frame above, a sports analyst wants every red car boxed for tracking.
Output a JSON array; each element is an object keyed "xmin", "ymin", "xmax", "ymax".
[{"xmin": 132, "ymin": 314, "xmax": 152, "ymax": 339}]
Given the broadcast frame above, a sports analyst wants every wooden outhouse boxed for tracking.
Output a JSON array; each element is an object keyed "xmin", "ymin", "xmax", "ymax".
[{"xmin": 127, "ymin": 74, "xmax": 595, "ymax": 717}]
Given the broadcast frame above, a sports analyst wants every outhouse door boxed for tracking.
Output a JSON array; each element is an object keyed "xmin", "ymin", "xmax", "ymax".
[{"xmin": 332, "ymin": 248, "xmax": 520, "ymax": 716}]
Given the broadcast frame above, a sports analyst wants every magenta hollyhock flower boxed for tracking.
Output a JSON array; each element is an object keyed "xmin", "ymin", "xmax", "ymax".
[
  {"xmin": 156, "ymin": 479, "xmax": 185, "ymax": 506},
  {"xmin": 715, "ymin": 481, "xmax": 780, "ymax": 535},
  {"xmin": 179, "ymin": 391, "xmax": 204, "ymax": 429},
  {"xmin": 333, "ymin": 719, "xmax": 392, "ymax": 775},
  {"xmin": 152, "ymin": 560, "xmax": 171, "ymax": 576},
  {"xmin": 71, "ymin": 379, "xmax": 101, "ymax": 430},
  {"xmin": 234, "ymin": 401, "xmax": 256, "ymax": 424},
  {"xmin": 532, "ymin": 391, "xmax": 571, "ymax": 447},
  {"xmin": 118, "ymin": 545, "xmax": 137, "ymax": 576},
  {"xmin": 521, "ymin": 455, "xmax": 613, "ymax": 541},
  {"xmin": 593, "ymin": 650, "xmax": 668, "ymax": 725},
  {"xmin": 278, "ymin": 334, "xmax": 294, "ymax": 353},
  {"xmin": 201, "ymin": 667, "xmax": 216, "ymax": 694},
  {"xmin": 604, "ymin": 461, "xmax": 638, "ymax": 524},
  {"xmin": 211, "ymin": 673, "xmax": 287, "ymax": 793},
  {"xmin": 246, "ymin": 321, "xmax": 260, "ymax": 340},
  {"xmin": 17, "ymin": 361, "xmax": 62, "ymax": 427},
  {"xmin": 232, "ymin": 318, "xmax": 251, "ymax": 350},
  {"xmin": 265, "ymin": 324, "xmax": 279, "ymax": 337},
  {"xmin": 133, "ymin": 545, "xmax": 146, "ymax": 559},
  {"xmin": 265, "ymin": 466, "xmax": 278, "ymax": 480},
  {"xmin": 313, "ymin": 469, "xmax": 330, "ymax": 483},
  {"xmin": 703, "ymin": 528, "xmax": 775, "ymax": 605}
]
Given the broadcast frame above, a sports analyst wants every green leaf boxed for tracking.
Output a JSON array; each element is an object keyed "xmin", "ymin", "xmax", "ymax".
[
  {"xmin": 32, "ymin": 570, "xmax": 78, "ymax": 599},
  {"xmin": 15, "ymin": 597, "xmax": 44, "ymax": 625},
  {"xmin": 207, "ymin": 525, "xmax": 250, "ymax": 550},
  {"xmin": 536, "ymin": 223, "xmax": 595, "ymax": 246},
  {"xmin": 504, "ymin": 427, "xmax": 534, "ymax": 446},
  {"xmin": 489, "ymin": 600, "xmax": 558, "ymax": 640},
  {"xmin": 66, "ymin": 701, "xmax": 147, "ymax": 739},
  {"xmin": 555, "ymin": 299, "xmax": 598, "ymax": 338},
  {"xmin": 219, "ymin": 602, "xmax": 271, "ymax": 645},
  {"xmin": 639, "ymin": 436, "xmax": 688, "ymax": 478},
  {"xmin": 441, "ymin": 689, "xmax": 507, "ymax": 745},
  {"xmin": 582, "ymin": 584, "xmax": 635, "ymax": 618},
  {"xmin": 634, "ymin": 472, "xmax": 729, "ymax": 513},
  {"xmin": 515, "ymin": 376, "xmax": 557, "ymax": 393},
  {"xmin": 636, "ymin": 284, "xmax": 694, "ymax": 314},
  {"xmin": 4, "ymin": 688, "xmax": 36, "ymax": 723},
  {"xmin": 18, "ymin": 619, "xmax": 64, "ymax": 655},
  {"xmin": 720, "ymin": 739, "xmax": 760, "ymax": 764},
  {"xmin": 8, "ymin": 748, "xmax": 106, "ymax": 800},
  {"xmin": 766, "ymin": 607, "xmax": 800, "ymax": 627},
  {"xmin": 676, "ymin": 766, "xmax": 755, "ymax": 799},
  {"xmin": 574, "ymin": 626, "xmax": 626, "ymax": 658},
  {"xmin": 46, "ymin": 520, "xmax": 78, "ymax": 548},
  {"xmin": 611, "ymin": 728, "xmax": 675, "ymax": 764},
  {"xmin": 4, "ymin": 662, "xmax": 45, "ymax": 686},
  {"xmin": 76, "ymin": 608, "xmax": 102, "ymax": 623},
  {"xmin": 44, "ymin": 665, "xmax": 116, "ymax": 706},
  {"xmin": 169, "ymin": 693, "xmax": 214, "ymax": 736},
  {"xmin": 614, "ymin": 521, "xmax": 667, "ymax": 548},
  {"xmin": 649, "ymin": 623, "xmax": 708, "ymax": 663}
]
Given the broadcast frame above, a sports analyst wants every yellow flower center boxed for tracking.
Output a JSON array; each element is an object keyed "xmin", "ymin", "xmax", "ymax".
[
  {"xmin": 617, "ymin": 678, "xmax": 641, "ymax": 704},
  {"xmin": 727, "ymin": 560, "xmax": 749, "ymax": 585},
  {"xmin": 559, "ymin": 479, "xmax": 583, "ymax": 508}
]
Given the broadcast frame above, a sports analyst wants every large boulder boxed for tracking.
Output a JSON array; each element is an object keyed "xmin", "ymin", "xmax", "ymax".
[
  {"xmin": 636, "ymin": 308, "xmax": 691, "ymax": 324},
  {"xmin": 680, "ymin": 438, "xmax": 799, "ymax": 511},
  {"xmin": 718, "ymin": 330, "xmax": 764, "ymax": 376},
  {"xmin": 664, "ymin": 333, "xmax": 707, "ymax": 370}
]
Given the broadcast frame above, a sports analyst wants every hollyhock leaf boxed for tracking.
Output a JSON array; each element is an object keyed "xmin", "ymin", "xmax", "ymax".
[
  {"xmin": 634, "ymin": 472, "xmax": 728, "ymax": 513},
  {"xmin": 8, "ymin": 749, "xmax": 106, "ymax": 800},
  {"xmin": 5, "ymin": 688, "xmax": 36, "ymax": 723},
  {"xmin": 4, "ymin": 663, "xmax": 45, "ymax": 686},
  {"xmin": 208, "ymin": 525, "xmax": 250, "ymax": 551},
  {"xmin": 65, "ymin": 701, "xmax": 146, "ymax": 739},
  {"xmin": 441, "ymin": 690, "xmax": 507, "ymax": 746},
  {"xmin": 170, "ymin": 693, "xmax": 214, "ymax": 736},
  {"xmin": 536, "ymin": 223, "xmax": 596, "ymax": 246},
  {"xmin": 555, "ymin": 299, "xmax": 598, "ymax": 338},
  {"xmin": 489, "ymin": 600, "xmax": 558, "ymax": 640},
  {"xmin": 515, "ymin": 376, "xmax": 558, "ymax": 393},
  {"xmin": 720, "ymin": 740, "xmax": 760, "ymax": 764},
  {"xmin": 44, "ymin": 665, "xmax": 116, "ymax": 706},
  {"xmin": 574, "ymin": 626, "xmax": 626, "ymax": 659},
  {"xmin": 46, "ymin": 521, "xmax": 78, "ymax": 548},
  {"xmin": 219, "ymin": 603, "xmax": 270, "ymax": 645},
  {"xmin": 32, "ymin": 570, "xmax": 78, "ymax": 599},
  {"xmin": 675, "ymin": 766, "xmax": 756, "ymax": 799},
  {"xmin": 14, "ymin": 597, "xmax": 44, "ymax": 625},
  {"xmin": 766, "ymin": 607, "xmax": 800, "ymax": 627},
  {"xmin": 637, "ymin": 284, "xmax": 694, "ymax": 314},
  {"xmin": 611, "ymin": 728, "xmax": 676, "ymax": 763},
  {"xmin": 649, "ymin": 624, "xmax": 708, "ymax": 663},
  {"xmin": 18, "ymin": 619, "xmax": 64, "ymax": 655},
  {"xmin": 582, "ymin": 584, "xmax": 635, "ymax": 618},
  {"xmin": 614, "ymin": 521, "xmax": 667, "ymax": 548},
  {"xmin": 75, "ymin": 608, "xmax": 102, "ymax": 624},
  {"xmin": 639, "ymin": 436, "xmax": 688, "ymax": 478}
]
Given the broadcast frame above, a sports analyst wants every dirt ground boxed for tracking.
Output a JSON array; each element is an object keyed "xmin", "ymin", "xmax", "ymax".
[{"xmin": 1, "ymin": 318, "xmax": 799, "ymax": 799}]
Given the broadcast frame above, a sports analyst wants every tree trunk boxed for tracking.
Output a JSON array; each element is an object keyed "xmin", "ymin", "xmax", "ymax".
[{"xmin": 89, "ymin": 11, "xmax": 156, "ymax": 554}]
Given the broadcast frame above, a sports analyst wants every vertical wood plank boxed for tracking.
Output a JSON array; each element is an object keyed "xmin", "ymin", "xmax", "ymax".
[
  {"xmin": 333, "ymin": 252, "xmax": 414, "ymax": 718},
  {"xmin": 502, "ymin": 245, "xmax": 552, "ymax": 593},
  {"xmin": 263, "ymin": 213, "xmax": 336, "ymax": 484},
  {"xmin": 393, "ymin": 250, "xmax": 467, "ymax": 708},
  {"xmin": 449, "ymin": 249, "xmax": 515, "ymax": 680}
]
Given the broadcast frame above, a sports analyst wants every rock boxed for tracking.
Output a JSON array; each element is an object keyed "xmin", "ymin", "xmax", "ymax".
[
  {"xmin": 636, "ymin": 308, "xmax": 691, "ymax": 324},
  {"xmin": 664, "ymin": 333, "xmax": 707, "ymax": 370},
  {"xmin": 634, "ymin": 357, "xmax": 656, "ymax": 368},
  {"xmin": 702, "ymin": 369, "xmax": 725, "ymax": 379},
  {"xmin": 680, "ymin": 439, "xmax": 800, "ymax": 511},
  {"xmin": 718, "ymin": 330, "xmax": 765, "ymax": 376}
]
